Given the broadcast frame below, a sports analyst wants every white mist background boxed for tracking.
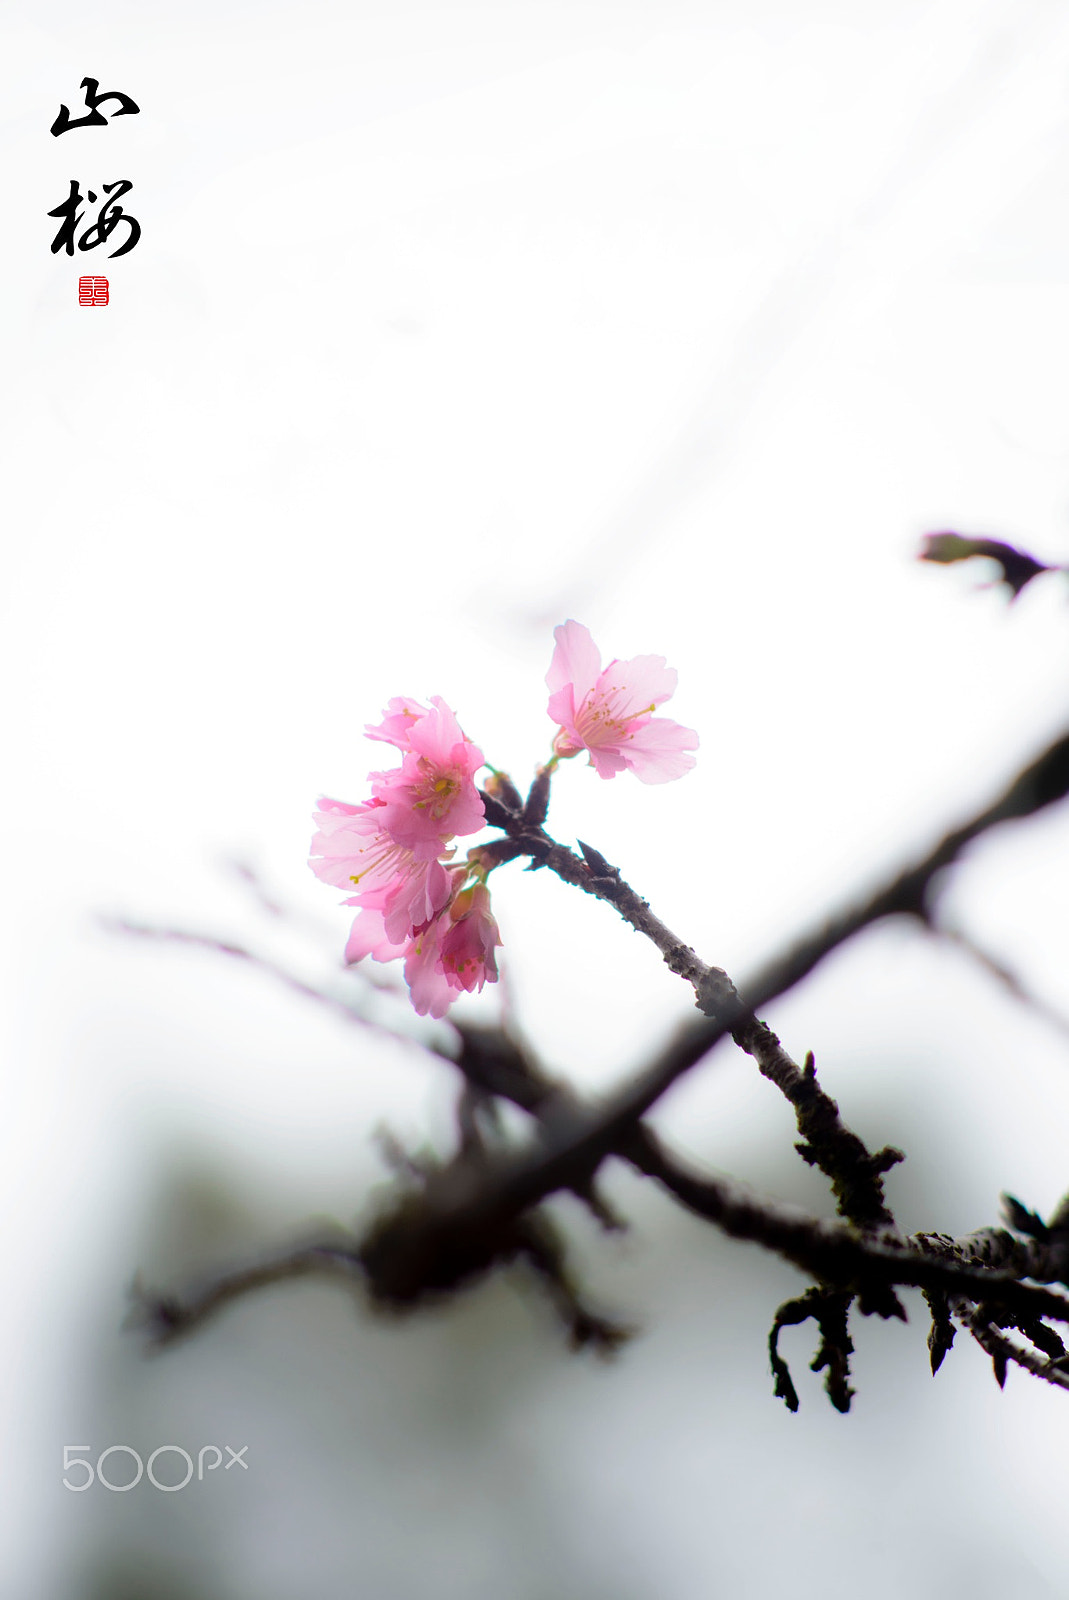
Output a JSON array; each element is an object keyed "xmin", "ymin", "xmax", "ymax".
[{"xmin": 4, "ymin": 1, "xmax": 1069, "ymax": 1595}]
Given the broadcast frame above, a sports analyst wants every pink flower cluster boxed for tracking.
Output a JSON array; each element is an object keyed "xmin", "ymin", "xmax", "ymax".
[
  {"xmin": 546, "ymin": 620, "xmax": 698, "ymax": 782},
  {"xmin": 311, "ymin": 626, "xmax": 697, "ymax": 1016},
  {"xmin": 309, "ymin": 696, "xmax": 501, "ymax": 1018}
]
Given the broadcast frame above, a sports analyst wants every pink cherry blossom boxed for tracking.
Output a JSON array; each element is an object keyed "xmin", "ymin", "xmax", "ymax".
[
  {"xmin": 309, "ymin": 797, "xmax": 454, "ymax": 943},
  {"xmin": 343, "ymin": 878, "xmax": 502, "ymax": 1016},
  {"xmin": 340, "ymin": 901, "xmax": 451, "ymax": 1018},
  {"xmin": 369, "ymin": 696, "xmax": 486, "ymax": 855},
  {"xmin": 311, "ymin": 692, "xmax": 505, "ymax": 1017},
  {"xmin": 545, "ymin": 620, "xmax": 698, "ymax": 783},
  {"xmin": 437, "ymin": 883, "xmax": 502, "ymax": 995},
  {"xmin": 309, "ymin": 797, "xmax": 408, "ymax": 895},
  {"xmin": 364, "ymin": 696, "xmax": 432, "ymax": 751}
]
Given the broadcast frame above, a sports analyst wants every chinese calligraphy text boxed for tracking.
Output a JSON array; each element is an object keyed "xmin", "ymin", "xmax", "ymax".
[
  {"xmin": 48, "ymin": 180, "xmax": 140, "ymax": 258},
  {"xmin": 51, "ymin": 78, "xmax": 140, "ymax": 137}
]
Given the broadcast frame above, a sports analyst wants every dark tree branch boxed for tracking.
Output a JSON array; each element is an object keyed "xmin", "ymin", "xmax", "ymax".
[
  {"xmin": 117, "ymin": 720, "xmax": 1069, "ymax": 1408},
  {"xmin": 482, "ymin": 777, "xmax": 900, "ymax": 1232},
  {"xmin": 130, "ymin": 1132, "xmax": 1069, "ymax": 1394},
  {"xmin": 462, "ymin": 723, "xmax": 1069, "ymax": 1237},
  {"xmin": 622, "ymin": 1135, "xmax": 1069, "ymax": 1319},
  {"xmin": 740, "ymin": 722, "xmax": 1069, "ymax": 1008},
  {"xmin": 127, "ymin": 1243, "xmax": 366, "ymax": 1349},
  {"xmin": 918, "ymin": 531, "xmax": 1057, "ymax": 599}
]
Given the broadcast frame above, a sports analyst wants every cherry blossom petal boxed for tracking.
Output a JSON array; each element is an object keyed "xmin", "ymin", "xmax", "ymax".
[
  {"xmin": 613, "ymin": 717, "xmax": 699, "ymax": 784},
  {"xmin": 546, "ymin": 620, "xmax": 602, "ymax": 701},
  {"xmin": 344, "ymin": 904, "xmax": 407, "ymax": 965},
  {"xmin": 364, "ymin": 697, "xmax": 430, "ymax": 750},
  {"xmin": 404, "ymin": 924, "xmax": 457, "ymax": 1018}
]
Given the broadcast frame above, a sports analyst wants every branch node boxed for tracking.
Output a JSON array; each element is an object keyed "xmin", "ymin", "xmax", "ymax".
[
  {"xmin": 577, "ymin": 839, "xmax": 619, "ymax": 879},
  {"xmin": 923, "ymin": 1288, "xmax": 956, "ymax": 1374},
  {"xmin": 856, "ymin": 1283, "xmax": 908, "ymax": 1322},
  {"xmin": 479, "ymin": 790, "xmax": 516, "ymax": 830},
  {"xmin": 523, "ymin": 767, "xmax": 553, "ymax": 826},
  {"xmin": 871, "ymin": 1146, "xmax": 906, "ymax": 1175},
  {"xmin": 1001, "ymin": 1192, "xmax": 1049, "ymax": 1239}
]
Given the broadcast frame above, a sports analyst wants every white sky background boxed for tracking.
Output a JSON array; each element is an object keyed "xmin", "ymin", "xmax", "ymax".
[{"xmin": 5, "ymin": 0, "xmax": 1069, "ymax": 1595}]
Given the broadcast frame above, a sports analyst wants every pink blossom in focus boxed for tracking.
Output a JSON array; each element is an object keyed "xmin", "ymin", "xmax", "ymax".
[
  {"xmin": 343, "ymin": 896, "xmax": 408, "ymax": 965},
  {"xmin": 546, "ymin": 620, "xmax": 698, "ymax": 784},
  {"xmin": 342, "ymin": 892, "xmax": 494, "ymax": 1018},
  {"xmin": 395, "ymin": 882, "xmax": 502, "ymax": 1015},
  {"xmin": 402, "ymin": 916, "xmax": 459, "ymax": 1019},
  {"xmin": 369, "ymin": 696, "xmax": 486, "ymax": 854},
  {"xmin": 310, "ymin": 689, "xmax": 501, "ymax": 1016},
  {"xmin": 437, "ymin": 883, "xmax": 502, "ymax": 995},
  {"xmin": 374, "ymin": 857, "xmax": 457, "ymax": 946},
  {"xmin": 309, "ymin": 796, "xmax": 455, "ymax": 941},
  {"xmin": 309, "ymin": 797, "xmax": 409, "ymax": 895},
  {"xmin": 364, "ymin": 696, "xmax": 431, "ymax": 751},
  {"xmin": 344, "ymin": 876, "xmax": 501, "ymax": 1016}
]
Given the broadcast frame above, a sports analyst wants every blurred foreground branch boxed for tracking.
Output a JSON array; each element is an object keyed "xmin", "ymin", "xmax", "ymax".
[{"xmin": 119, "ymin": 713, "xmax": 1069, "ymax": 1409}]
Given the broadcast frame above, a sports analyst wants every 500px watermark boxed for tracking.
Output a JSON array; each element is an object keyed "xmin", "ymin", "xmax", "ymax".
[{"xmin": 62, "ymin": 1444, "xmax": 248, "ymax": 1492}]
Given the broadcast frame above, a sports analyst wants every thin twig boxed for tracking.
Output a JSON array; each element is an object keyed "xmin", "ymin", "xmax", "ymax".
[
  {"xmin": 128, "ymin": 1243, "xmax": 365, "ymax": 1348},
  {"xmin": 103, "ymin": 916, "xmax": 405, "ymax": 1013},
  {"xmin": 932, "ymin": 921, "xmax": 1069, "ymax": 1046},
  {"xmin": 962, "ymin": 1308, "xmax": 1069, "ymax": 1395},
  {"xmin": 465, "ymin": 723, "xmax": 1069, "ymax": 1229},
  {"xmin": 484, "ymin": 778, "xmax": 900, "ymax": 1230}
]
